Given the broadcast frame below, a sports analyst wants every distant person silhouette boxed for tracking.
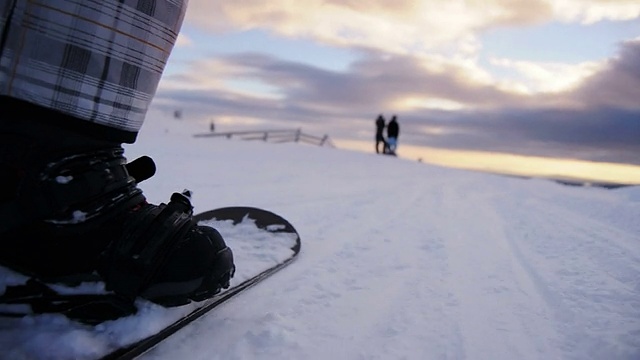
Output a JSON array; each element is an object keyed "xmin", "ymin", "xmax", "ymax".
[
  {"xmin": 387, "ymin": 115, "xmax": 399, "ymax": 154},
  {"xmin": 375, "ymin": 114, "xmax": 388, "ymax": 154}
]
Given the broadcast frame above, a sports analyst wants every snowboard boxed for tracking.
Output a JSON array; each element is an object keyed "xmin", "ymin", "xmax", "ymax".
[{"xmin": 0, "ymin": 206, "xmax": 301, "ymax": 360}]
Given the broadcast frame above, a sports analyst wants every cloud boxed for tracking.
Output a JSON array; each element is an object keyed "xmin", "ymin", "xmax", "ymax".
[
  {"xmin": 570, "ymin": 38, "xmax": 640, "ymax": 109},
  {"xmin": 183, "ymin": 0, "xmax": 552, "ymax": 55},
  {"xmin": 549, "ymin": 0, "xmax": 640, "ymax": 24},
  {"xmin": 158, "ymin": 30, "xmax": 640, "ymax": 114},
  {"xmin": 175, "ymin": 33, "xmax": 193, "ymax": 47},
  {"xmin": 177, "ymin": 1, "xmax": 639, "ymax": 103},
  {"xmin": 488, "ymin": 57, "xmax": 603, "ymax": 93},
  {"xmin": 401, "ymin": 107, "xmax": 640, "ymax": 165},
  {"xmin": 159, "ymin": 49, "xmax": 530, "ymax": 118},
  {"xmin": 161, "ymin": 42, "xmax": 626, "ymax": 116},
  {"xmin": 183, "ymin": 0, "xmax": 638, "ymax": 57}
]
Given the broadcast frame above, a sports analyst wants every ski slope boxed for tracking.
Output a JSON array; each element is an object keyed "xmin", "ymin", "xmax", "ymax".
[{"xmin": 2, "ymin": 114, "xmax": 639, "ymax": 359}]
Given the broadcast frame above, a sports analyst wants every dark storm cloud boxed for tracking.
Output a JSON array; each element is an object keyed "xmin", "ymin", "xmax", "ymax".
[
  {"xmin": 572, "ymin": 39, "xmax": 640, "ymax": 110},
  {"xmin": 217, "ymin": 51, "xmax": 525, "ymax": 111},
  {"xmin": 400, "ymin": 107, "xmax": 640, "ymax": 165}
]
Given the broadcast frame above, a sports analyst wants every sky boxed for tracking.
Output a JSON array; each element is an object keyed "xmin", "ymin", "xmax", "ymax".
[
  {"xmin": 2, "ymin": 114, "xmax": 639, "ymax": 360},
  {"xmin": 149, "ymin": 0, "xmax": 640, "ymax": 176}
]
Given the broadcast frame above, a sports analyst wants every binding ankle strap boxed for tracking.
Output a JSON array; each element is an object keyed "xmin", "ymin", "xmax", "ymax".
[{"xmin": 0, "ymin": 147, "xmax": 143, "ymax": 232}]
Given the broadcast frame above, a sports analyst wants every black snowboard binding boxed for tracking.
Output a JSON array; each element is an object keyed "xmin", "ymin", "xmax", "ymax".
[{"xmin": 0, "ymin": 110, "xmax": 235, "ymax": 324}]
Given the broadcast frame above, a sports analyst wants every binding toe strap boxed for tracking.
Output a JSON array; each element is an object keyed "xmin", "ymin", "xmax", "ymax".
[{"xmin": 99, "ymin": 192, "xmax": 195, "ymax": 300}]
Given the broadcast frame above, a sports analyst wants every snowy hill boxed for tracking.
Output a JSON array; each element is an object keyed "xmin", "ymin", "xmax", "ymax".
[{"xmin": 2, "ymin": 113, "xmax": 639, "ymax": 360}]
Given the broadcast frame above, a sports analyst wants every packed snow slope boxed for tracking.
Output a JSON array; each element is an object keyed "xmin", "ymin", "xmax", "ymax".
[
  {"xmin": 121, "ymin": 115, "xmax": 640, "ymax": 360},
  {"xmin": 2, "ymin": 112, "xmax": 638, "ymax": 360}
]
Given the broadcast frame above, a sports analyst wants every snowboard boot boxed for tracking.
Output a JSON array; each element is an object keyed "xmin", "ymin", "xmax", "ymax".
[{"xmin": 0, "ymin": 103, "xmax": 235, "ymax": 312}]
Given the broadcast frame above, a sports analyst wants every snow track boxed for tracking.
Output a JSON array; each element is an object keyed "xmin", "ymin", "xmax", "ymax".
[
  {"xmin": 134, "ymin": 128, "xmax": 639, "ymax": 360},
  {"xmin": 6, "ymin": 116, "xmax": 634, "ymax": 360}
]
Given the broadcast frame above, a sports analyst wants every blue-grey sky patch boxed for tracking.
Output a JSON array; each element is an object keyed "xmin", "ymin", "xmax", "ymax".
[
  {"xmin": 480, "ymin": 19, "xmax": 640, "ymax": 63},
  {"xmin": 182, "ymin": 28, "xmax": 360, "ymax": 73}
]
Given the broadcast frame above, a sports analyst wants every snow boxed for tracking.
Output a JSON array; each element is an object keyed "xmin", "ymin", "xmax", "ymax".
[{"xmin": 1, "ymin": 113, "xmax": 640, "ymax": 360}]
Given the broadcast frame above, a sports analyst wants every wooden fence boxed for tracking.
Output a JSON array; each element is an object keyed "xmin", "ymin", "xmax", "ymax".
[{"xmin": 194, "ymin": 129, "xmax": 335, "ymax": 147}]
